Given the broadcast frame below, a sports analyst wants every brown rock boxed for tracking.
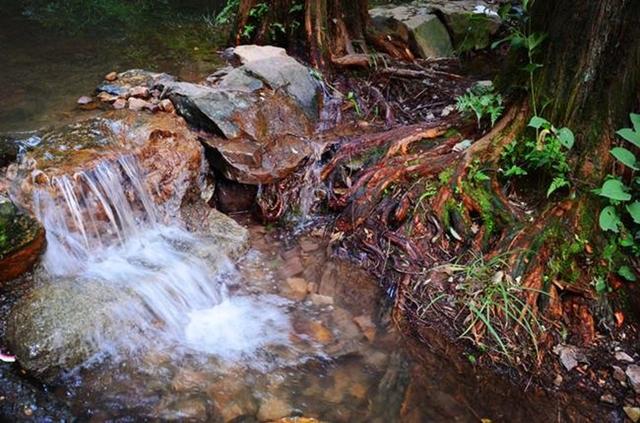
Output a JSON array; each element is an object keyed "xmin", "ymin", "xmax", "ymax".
[
  {"xmin": 308, "ymin": 294, "xmax": 334, "ymax": 306},
  {"xmin": 284, "ymin": 277, "xmax": 308, "ymax": 301},
  {"xmin": 612, "ymin": 365, "xmax": 626, "ymax": 382},
  {"xmin": 105, "ymin": 71, "xmax": 118, "ymax": 81},
  {"xmin": 281, "ymin": 256, "xmax": 304, "ymax": 278},
  {"xmin": 214, "ymin": 177, "xmax": 257, "ymax": 213},
  {"xmin": 171, "ymin": 369, "xmax": 210, "ymax": 392},
  {"xmin": 159, "ymin": 98, "xmax": 175, "ymax": 113},
  {"xmin": 299, "ymin": 239, "xmax": 320, "ymax": 253},
  {"xmin": 309, "ymin": 320, "xmax": 333, "ymax": 344},
  {"xmin": 0, "ymin": 199, "xmax": 45, "ymax": 282},
  {"xmin": 353, "ymin": 315, "xmax": 377, "ymax": 342},
  {"xmin": 97, "ymin": 91, "xmax": 119, "ymax": 103},
  {"xmin": 128, "ymin": 86, "xmax": 150, "ymax": 99},
  {"xmin": 257, "ymin": 396, "xmax": 291, "ymax": 421},
  {"xmin": 113, "ymin": 98, "xmax": 127, "ymax": 109}
]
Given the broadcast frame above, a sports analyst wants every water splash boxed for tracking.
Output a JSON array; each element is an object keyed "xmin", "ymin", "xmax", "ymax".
[{"xmin": 24, "ymin": 154, "xmax": 293, "ymax": 366}]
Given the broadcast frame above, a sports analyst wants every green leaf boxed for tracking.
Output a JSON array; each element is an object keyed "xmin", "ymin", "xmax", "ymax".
[
  {"xmin": 599, "ymin": 179, "xmax": 631, "ymax": 201},
  {"xmin": 611, "ymin": 147, "xmax": 638, "ymax": 170},
  {"xmin": 599, "ymin": 206, "xmax": 621, "ymax": 233},
  {"xmin": 631, "ymin": 113, "xmax": 640, "ymax": 133},
  {"xmin": 504, "ymin": 165, "xmax": 527, "ymax": 177},
  {"xmin": 594, "ymin": 276, "xmax": 608, "ymax": 294},
  {"xmin": 618, "ymin": 265, "xmax": 637, "ymax": 282},
  {"xmin": 473, "ymin": 171, "xmax": 491, "ymax": 182},
  {"xmin": 627, "ymin": 201, "xmax": 640, "ymax": 224},
  {"xmin": 522, "ymin": 63, "xmax": 543, "ymax": 74},
  {"xmin": 547, "ymin": 176, "xmax": 569, "ymax": 197},
  {"xmin": 528, "ymin": 116, "xmax": 549, "ymax": 129},
  {"xmin": 620, "ymin": 233, "xmax": 635, "ymax": 247},
  {"xmin": 557, "ymin": 127, "xmax": 575, "ymax": 149},
  {"xmin": 617, "ymin": 128, "xmax": 640, "ymax": 149}
]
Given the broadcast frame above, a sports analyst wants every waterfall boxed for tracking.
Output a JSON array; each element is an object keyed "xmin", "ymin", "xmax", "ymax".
[{"xmin": 28, "ymin": 155, "xmax": 232, "ymax": 352}]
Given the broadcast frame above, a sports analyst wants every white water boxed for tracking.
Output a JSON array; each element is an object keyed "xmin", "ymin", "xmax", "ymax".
[{"xmin": 27, "ymin": 155, "xmax": 292, "ymax": 365}]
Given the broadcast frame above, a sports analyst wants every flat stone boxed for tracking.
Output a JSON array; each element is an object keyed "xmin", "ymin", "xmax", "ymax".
[
  {"xmin": 228, "ymin": 45, "xmax": 320, "ymax": 119},
  {"xmin": 76, "ymin": 96, "xmax": 93, "ymax": 105},
  {"xmin": 626, "ymin": 365, "xmax": 640, "ymax": 393},
  {"xmin": 309, "ymin": 294, "xmax": 334, "ymax": 306},
  {"xmin": 552, "ymin": 344, "xmax": 586, "ymax": 371},
  {"xmin": 615, "ymin": 351, "xmax": 634, "ymax": 363},
  {"xmin": 97, "ymin": 91, "xmax": 118, "ymax": 103}
]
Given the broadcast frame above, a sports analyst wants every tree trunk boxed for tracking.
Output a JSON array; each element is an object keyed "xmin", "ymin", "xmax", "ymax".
[
  {"xmin": 234, "ymin": 0, "xmax": 412, "ymax": 67},
  {"xmin": 532, "ymin": 0, "xmax": 640, "ymax": 179}
]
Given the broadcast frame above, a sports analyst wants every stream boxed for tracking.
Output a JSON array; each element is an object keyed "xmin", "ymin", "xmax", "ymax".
[{"xmin": 0, "ymin": 7, "xmax": 605, "ymax": 423}]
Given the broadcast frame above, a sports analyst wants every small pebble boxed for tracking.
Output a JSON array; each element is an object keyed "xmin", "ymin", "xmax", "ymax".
[
  {"xmin": 105, "ymin": 71, "xmax": 118, "ymax": 81},
  {"xmin": 76, "ymin": 96, "xmax": 93, "ymax": 105}
]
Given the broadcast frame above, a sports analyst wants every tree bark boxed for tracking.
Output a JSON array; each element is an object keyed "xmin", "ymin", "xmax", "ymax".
[{"xmin": 532, "ymin": 0, "xmax": 640, "ymax": 178}]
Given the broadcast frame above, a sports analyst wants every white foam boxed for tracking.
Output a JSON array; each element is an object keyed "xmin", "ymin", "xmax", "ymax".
[{"xmin": 185, "ymin": 295, "xmax": 292, "ymax": 362}]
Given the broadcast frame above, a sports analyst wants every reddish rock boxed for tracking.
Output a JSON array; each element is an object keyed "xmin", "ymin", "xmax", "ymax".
[
  {"xmin": 214, "ymin": 177, "xmax": 257, "ymax": 213},
  {"xmin": 128, "ymin": 86, "xmax": 150, "ymax": 99},
  {"xmin": 353, "ymin": 315, "xmax": 377, "ymax": 342},
  {"xmin": 104, "ymin": 71, "xmax": 118, "ymax": 81},
  {"xmin": 113, "ymin": 98, "xmax": 127, "ymax": 109},
  {"xmin": 128, "ymin": 97, "xmax": 150, "ymax": 111},
  {"xmin": 0, "ymin": 198, "xmax": 45, "ymax": 282},
  {"xmin": 97, "ymin": 91, "xmax": 118, "ymax": 103}
]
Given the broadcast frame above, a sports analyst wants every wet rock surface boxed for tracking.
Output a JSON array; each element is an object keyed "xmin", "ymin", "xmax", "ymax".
[
  {"xmin": 0, "ymin": 196, "xmax": 44, "ymax": 282},
  {"xmin": 5, "ymin": 110, "xmax": 203, "ymax": 217}
]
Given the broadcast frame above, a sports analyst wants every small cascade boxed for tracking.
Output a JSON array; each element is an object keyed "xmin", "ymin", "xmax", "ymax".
[
  {"xmin": 24, "ymin": 154, "xmax": 237, "ymax": 357},
  {"xmin": 297, "ymin": 142, "xmax": 326, "ymax": 221}
]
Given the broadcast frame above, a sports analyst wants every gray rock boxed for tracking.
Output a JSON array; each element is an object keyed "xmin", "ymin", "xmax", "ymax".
[
  {"xmin": 6, "ymin": 279, "xmax": 129, "ymax": 379},
  {"xmin": 370, "ymin": 6, "xmax": 453, "ymax": 58},
  {"xmin": 552, "ymin": 344, "xmax": 586, "ymax": 371},
  {"xmin": 615, "ymin": 351, "xmax": 634, "ymax": 363},
  {"xmin": 164, "ymin": 82, "xmax": 256, "ymax": 138},
  {"xmin": 626, "ymin": 365, "xmax": 640, "ymax": 393},
  {"xmin": 202, "ymin": 209, "xmax": 250, "ymax": 260},
  {"xmin": 228, "ymin": 45, "xmax": 320, "ymax": 119}
]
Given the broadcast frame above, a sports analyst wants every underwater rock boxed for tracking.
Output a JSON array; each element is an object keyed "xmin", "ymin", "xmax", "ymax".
[{"xmin": 0, "ymin": 196, "xmax": 45, "ymax": 282}]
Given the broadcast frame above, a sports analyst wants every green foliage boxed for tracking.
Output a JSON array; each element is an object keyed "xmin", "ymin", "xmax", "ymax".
[
  {"xmin": 494, "ymin": 0, "xmax": 546, "ymax": 115},
  {"xmin": 346, "ymin": 92, "xmax": 362, "ymax": 117},
  {"xmin": 595, "ymin": 113, "xmax": 640, "ymax": 272},
  {"xmin": 501, "ymin": 116, "xmax": 575, "ymax": 197},
  {"xmin": 456, "ymin": 83, "xmax": 504, "ymax": 128},
  {"xmin": 214, "ymin": 0, "xmax": 240, "ymax": 25},
  {"xmin": 446, "ymin": 252, "xmax": 545, "ymax": 361}
]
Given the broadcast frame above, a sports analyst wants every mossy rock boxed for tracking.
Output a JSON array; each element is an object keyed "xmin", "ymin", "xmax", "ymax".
[{"xmin": 0, "ymin": 197, "xmax": 44, "ymax": 282}]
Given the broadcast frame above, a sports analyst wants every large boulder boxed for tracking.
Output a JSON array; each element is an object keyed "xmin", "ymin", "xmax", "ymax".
[
  {"xmin": 228, "ymin": 45, "xmax": 321, "ymax": 119},
  {"xmin": 0, "ymin": 196, "xmax": 45, "ymax": 282},
  {"xmin": 429, "ymin": 0, "xmax": 501, "ymax": 52},
  {"xmin": 164, "ymin": 80, "xmax": 316, "ymax": 185}
]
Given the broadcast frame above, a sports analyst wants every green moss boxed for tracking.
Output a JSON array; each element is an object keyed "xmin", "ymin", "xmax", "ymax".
[{"xmin": 438, "ymin": 167, "xmax": 455, "ymax": 186}]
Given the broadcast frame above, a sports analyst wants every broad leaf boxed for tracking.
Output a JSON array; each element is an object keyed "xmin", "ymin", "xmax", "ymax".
[
  {"xmin": 620, "ymin": 233, "xmax": 635, "ymax": 247},
  {"xmin": 611, "ymin": 147, "xmax": 638, "ymax": 170},
  {"xmin": 617, "ymin": 128, "xmax": 640, "ymax": 149},
  {"xmin": 627, "ymin": 201, "xmax": 640, "ymax": 224},
  {"xmin": 618, "ymin": 265, "xmax": 637, "ymax": 282},
  {"xmin": 528, "ymin": 116, "xmax": 549, "ymax": 129},
  {"xmin": 599, "ymin": 179, "xmax": 631, "ymax": 201},
  {"xmin": 599, "ymin": 206, "xmax": 621, "ymax": 233},
  {"xmin": 557, "ymin": 127, "xmax": 575, "ymax": 149},
  {"xmin": 631, "ymin": 113, "xmax": 640, "ymax": 133}
]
